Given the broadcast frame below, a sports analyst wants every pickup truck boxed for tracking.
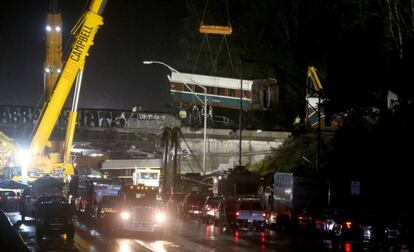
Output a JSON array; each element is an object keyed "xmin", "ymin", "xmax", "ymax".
[{"xmin": 235, "ymin": 197, "xmax": 266, "ymax": 231}]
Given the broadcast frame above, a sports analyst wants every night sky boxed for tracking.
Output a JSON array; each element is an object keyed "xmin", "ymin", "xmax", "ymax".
[{"xmin": 0, "ymin": 0, "xmax": 188, "ymax": 111}]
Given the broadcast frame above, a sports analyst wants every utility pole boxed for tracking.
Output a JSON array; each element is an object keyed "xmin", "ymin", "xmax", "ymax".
[
  {"xmin": 239, "ymin": 53, "xmax": 244, "ymax": 167},
  {"xmin": 161, "ymin": 127, "xmax": 171, "ymax": 197},
  {"xmin": 172, "ymin": 127, "xmax": 179, "ymax": 193},
  {"xmin": 316, "ymin": 94, "xmax": 321, "ymax": 174}
]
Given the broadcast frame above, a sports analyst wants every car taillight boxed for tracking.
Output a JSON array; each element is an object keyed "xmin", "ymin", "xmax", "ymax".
[
  {"xmin": 344, "ymin": 242, "xmax": 352, "ymax": 252},
  {"xmin": 235, "ymin": 211, "xmax": 240, "ymax": 217},
  {"xmin": 345, "ymin": 221, "xmax": 352, "ymax": 229}
]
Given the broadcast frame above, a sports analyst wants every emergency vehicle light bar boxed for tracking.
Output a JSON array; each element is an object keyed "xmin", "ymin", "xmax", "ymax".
[{"xmin": 128, "ymin": 185, "xmax": 156, "ymax": 190}]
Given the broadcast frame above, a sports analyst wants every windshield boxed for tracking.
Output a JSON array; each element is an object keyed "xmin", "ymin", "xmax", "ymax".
[
  {"xmin": 239, "ymin": 201, "xmax": 263, "ymax": 211},
  {"xmin": 37, "ymin": 196, "xmax": 66, "ymax": 204},
  {"xmin": 140, "ymin": 172, "xmax": 158, "ymax": 180},
  {"xmin": 0, "ymin": 191, "xmax": 16, "ymax": 197},
  {"xmin": 38, "ymin": 203, "xmax": 72, "ymax": 217},
  {"xmin": 186, "ymin": 195, "xmax": 205, "ymax": 204},
  {"xmin": 101, "ymin": 197, "xmax": 120, "ymax": 208}
]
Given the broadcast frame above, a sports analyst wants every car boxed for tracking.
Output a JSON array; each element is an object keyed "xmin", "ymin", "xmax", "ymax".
[
  {"xmin": 32, "ymin": 195, "xmax": 67, "ymax": 218},
  {"xmin": 0, "ymin": 190, "xmax": 20, "ymax": 212},
  {"xmin": 210, "ymin": 115, "xmax": 236, "ymax": 128},
  {"xmin": 200, "ymin": 196, "xmax": 222, "ymax": 224},
  {"xmin": 0, "ymin": 209, "xmax": 30, "ymax": 251},
  {"xmin": 20, "ymin": 188, "xmax": 66, "ymax": 222},
  {"xmin": 314, "ymin": 208, "xmax": 363, "ymax": 241},
  {"xmin": 179, "ymin": 193, "xmax": 206, "ymax": 219},
  {"xmin": 216, "ymin": 196, "xmax": 239, "ymax": 232},
  {"xmin": 35, "ymin": 202, "xmax": 75, "ymax": 240},
  {"xmin": 235, "ymin": 198, "xmax": 266, "ymax": 231},
  {"xmin": 359, "ymin": 212, "xmax": 410, "ymax": 250}
]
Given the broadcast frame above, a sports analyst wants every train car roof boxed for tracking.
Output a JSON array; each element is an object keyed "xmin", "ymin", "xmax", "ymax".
[{"xmin": 168, "ymin": 72, "xmax": 253, "ymax": 91}]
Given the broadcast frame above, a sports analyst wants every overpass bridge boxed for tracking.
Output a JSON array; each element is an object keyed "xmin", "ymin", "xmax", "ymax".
[{"xmin": 0, "ymin": 105, "xmax": 290, "ymax": 175}]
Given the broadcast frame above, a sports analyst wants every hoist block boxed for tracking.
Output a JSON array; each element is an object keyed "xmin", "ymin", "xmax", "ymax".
[{"xmin": 199, "ymin": 24, "xmax": 232, "ymax": 35}]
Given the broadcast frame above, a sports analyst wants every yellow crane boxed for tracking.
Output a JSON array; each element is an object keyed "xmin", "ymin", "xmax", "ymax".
[{"xmin": 18, "ymin": 0, "xmax": 108, "ymax": 183}]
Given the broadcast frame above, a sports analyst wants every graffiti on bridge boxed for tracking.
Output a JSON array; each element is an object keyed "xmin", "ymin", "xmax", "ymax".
[{"xmin": 0, "ymin": 106, "xmax": 166, "ymax": 130}]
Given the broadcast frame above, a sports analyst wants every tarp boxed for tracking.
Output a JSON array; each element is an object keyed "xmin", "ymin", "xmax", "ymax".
[
  {"xmin": 30, "ymin": 175, "xmax": 64, "ymax": 188},
  {"xmin": 0, "ymin": 179, "xmax": 28, "ymax": 189}
]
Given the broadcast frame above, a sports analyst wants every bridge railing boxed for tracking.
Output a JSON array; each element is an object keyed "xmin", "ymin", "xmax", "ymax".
[{"xmin": 0, "ymin": 105, "xmax": 179, "ymax": 133}]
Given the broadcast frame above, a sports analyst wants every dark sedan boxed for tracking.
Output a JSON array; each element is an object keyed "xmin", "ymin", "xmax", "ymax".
[
  {"xmin": 0, "ymin": 190, "xmax": 20, "ymax": 212},
  {"xmin": 36, "ymin": 202, "xmax": 75, "ymax": 240},
  {"xmin": 0, "ymin": 209, "xmax": 30, "ymax": 251}
]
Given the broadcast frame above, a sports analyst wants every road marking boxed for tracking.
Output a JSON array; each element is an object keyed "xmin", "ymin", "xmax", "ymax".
[{"xmin": 134, "ymin": 240, "xmax": 180, "ymax": 252}]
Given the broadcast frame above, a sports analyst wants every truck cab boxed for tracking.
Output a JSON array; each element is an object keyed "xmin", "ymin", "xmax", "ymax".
[
  {"xmin": 95, "ymin": 195, "xmax": 121, "ymax": 230},
  {"xmin": 119, "ymin": 185, "xmax": 167, "ymax": 234}
]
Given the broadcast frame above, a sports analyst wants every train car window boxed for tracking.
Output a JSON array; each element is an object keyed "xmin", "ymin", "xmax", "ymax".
[
  {"xmin": 228, "ymin": 89, "xmax": 235, "ymax": 97},
  {"xmin": 245, "ymin": 91, "xmax": 251, "ymax": 98},
  {"xmin": 195, "ymin": 86, "xmax": 204, "ymax": 93},
  {"xmin": 207, "ymin": 87, "xmax": 216, "ymax": 95},
  {"xmin": 171, "ymin": 83, "xmax": 184, "ymax": 91},
  {"xmin": 217, "ymin": 88, "xmax": 225, "ymax": 96}
]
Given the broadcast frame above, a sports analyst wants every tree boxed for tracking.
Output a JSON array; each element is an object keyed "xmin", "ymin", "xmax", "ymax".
[{"xmin": 250, "ymin": 132, "xmax": 332, "ymax": 176}]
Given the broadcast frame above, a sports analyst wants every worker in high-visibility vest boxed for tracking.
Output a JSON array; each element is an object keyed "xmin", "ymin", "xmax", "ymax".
[
  {"xmin": 293, "ymin": 114, "xmax": 301, "ymax": 131},
  {"xmin": 207, "ymin": 106, "xmax": 213, "ymax": 126},
  {"xmin": 208, "ymin": 106, "xmax": 213, "ymax": 118},
  {"xmin": 179, "ymin": 109, "xmax": 187, "ymax": 125}
]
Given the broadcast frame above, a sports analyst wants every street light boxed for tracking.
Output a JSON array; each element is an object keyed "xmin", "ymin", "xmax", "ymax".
[{"xmin": 142, "ymin": 60, "xmax": 207, "ymax": 174}]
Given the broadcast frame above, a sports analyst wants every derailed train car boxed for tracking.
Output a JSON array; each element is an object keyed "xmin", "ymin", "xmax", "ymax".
[{"xmin": 169, "ymin": 72, "xmax": 279, "ymax": 111}]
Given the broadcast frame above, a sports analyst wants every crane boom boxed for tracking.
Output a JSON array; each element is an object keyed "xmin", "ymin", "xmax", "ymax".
[
  {"xmin": 44, "ymin": 0, "xmax": 63, "ymax": 99},
  {"xmin": 307, "ymin": 66, "xmax": 323, "ymax": 93},
  {"xmin": 30, "ymin": 0, "xmax": 107, "ymax": 156}
]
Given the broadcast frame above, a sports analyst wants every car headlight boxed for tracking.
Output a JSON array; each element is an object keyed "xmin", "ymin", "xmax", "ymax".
[
  {"xmin": 120, "ymin": 211, "xmax": 130, "ymax": 220},
  {"xmin": 154, "ymin": 212, "xmax": 166, "ymax": 222}
]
